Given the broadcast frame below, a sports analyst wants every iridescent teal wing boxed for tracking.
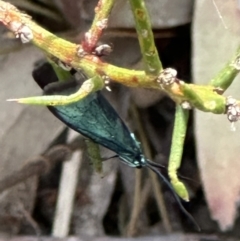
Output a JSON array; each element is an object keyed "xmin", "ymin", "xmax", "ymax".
[
  {"xmin": 46, "ymin": 81, "xmax": 139, "ymax": 155},
  {"xmin": 32, "ymin": 62, "xmax": 142, "ymax": 167}
]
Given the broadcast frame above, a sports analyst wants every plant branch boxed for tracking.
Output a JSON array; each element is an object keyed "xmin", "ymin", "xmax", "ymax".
[
  {"xmin": 0, "ymin": 145, "xmax": 71, "ymax": 193},
  {"xmin": 128, "ymin": 0, "xmax": 162, "ymax": 75},
  {"xmin": 0, "ymin": 1, "xmax": 155, "ymax": 87},
  {"xmin": 127, "ymin": 169, "xmax": 142, "ymax": 237},
  {"xmin": 1, "ymin": 0, "xmax": 240, "ymax": 116},
  {"xmin": 82, "ymin": 0, "xmax": 115, "ymax": 52},
  {"xmin": 7, "ymin": 75, "xmax": 104, "ymax": 105},
  {"xmin": 0, "ymin": 136, "xmax": 84, "ymax": 193},
  {"xmin": 210, "ymin": 47, "xmax": 240, "ymax": 91},
  {"xmin": 130, "ymin": 104, "xmax": 172, "ymax": 233},
  {"xmin": 85, "ymin": 139, "xmax": 103, "ymax": 175},
  {"xmin": 168, "ymin": 105, "xmax": 189, "ymax": 201}
]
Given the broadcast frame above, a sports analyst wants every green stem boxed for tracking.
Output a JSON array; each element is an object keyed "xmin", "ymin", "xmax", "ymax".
[
  {"xmin": 85, "ymin": 139, "xmax": 103, "ymax": 175},
  {"xmin": 210, "ymin": 46, "xmax": 240, "ymax": 91},
  {"xmin": 9, "ymin": 76, "xmax": 104, "ymax": 105},
  {"xmin": 180, "ymin": 83, "xmax": 226, "ymax": 114},
  {"xmin": 128, "ymin": 0, "xmax": 162, "ymax": 75},
  {"xmin": 82, "ymin": 0, "xmax": 115, "ymax": 52},
  {"xmin": 168, "ymin": 105, "xmax": 189, "ymax": 201},
  {"xmin": 48, "ymin": 59, "xmax": 72, "ymax": 82},
  {"xmin": 1, "ymin": 0, "xmax": 240, "ymax": 115}
]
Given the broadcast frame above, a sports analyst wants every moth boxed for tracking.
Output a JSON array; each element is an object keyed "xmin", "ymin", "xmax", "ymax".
[{"xmin": 32, "ymin": 62, "xmax": 199, "ymax": 230}]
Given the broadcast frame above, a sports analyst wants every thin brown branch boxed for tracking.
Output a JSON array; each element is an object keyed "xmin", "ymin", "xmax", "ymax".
[
  {"xmin": 0, "ymin": 137, "xmax": 84, "ymax": 193},
  {"xmin": 126, "ymin": 168, "xmax": 142, "ymax": 237},
  {"xmin": 131, "ymin": 104, "xmax": 172, "ymax": 233}
]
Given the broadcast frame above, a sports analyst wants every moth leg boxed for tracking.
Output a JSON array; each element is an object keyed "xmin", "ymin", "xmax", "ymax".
[
  {"xmin": 168, "ymin": 105, "xmax": 189, "ymax": 201},
  {"xmin": 7, "ymin": 76, "xmax": 104, "ymax": 106}
]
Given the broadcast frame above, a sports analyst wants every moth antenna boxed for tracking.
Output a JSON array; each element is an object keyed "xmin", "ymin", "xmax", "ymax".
[
  {"xmin": 146, "ymin": 162, "xmax": 201, "ymax": 231},
  {"xmin": 146, "ymin": 159, "xmax": 166, "ymax": 169},
  {"xmin": 147, "ymin": 159, "xmax": 199, "ymax": 184}
]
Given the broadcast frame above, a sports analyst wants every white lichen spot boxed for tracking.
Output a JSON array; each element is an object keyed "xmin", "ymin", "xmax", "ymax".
[
  {"xmin": 96, "ymin": 18, "xmax": 108, "ymax": 29},
  {"xmin": 19, "ymin": 25, "xmax": 33, "ymax": 43},
  {"xmin": 157, "ymin": 68, "xmax": 177, "ymax": 85},
  {"xmin": 226, "ymin": 96, "xmax": 236, "ymax": 106},
  {"xmin": 226, "ymin": 96, "xmax": 240, "ymax": 123},
  {"xmin": 8, "ymin": 21, "xmax": 22, "ymax": 32},
  {"xmin": 84, "ymin": 32, "xmax": 91, "ymax": 42},
  {"xmin": 141, "ymin": 29, "xmax": 148, "ymax": 38},
  {"xmin": 76, "ymin": 46, "xmax": 87, "ymax": 58},
  {"xmin": 8, "ymin": 21, "xmax": 33, "ymax": 43},
  {"xmin": 82, "ymin": 80, "xmax": 94, "ymax": 93},
  {"xmin": 94, "ymin": 44, "xmax": 112, "ymax": 56},
  {"xmin": 181, "ymin": 101, "xmax": 192, "ymax": 110}
]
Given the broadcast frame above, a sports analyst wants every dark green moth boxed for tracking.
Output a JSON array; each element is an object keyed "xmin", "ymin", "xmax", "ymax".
[
  {"xmin": 33, "ymin": 62, "xmax": 146, "ymax": 168},
  {"xmin": 32, "ymin": 62, "xmax": 199, "ymax": 230},
  {"xmin": 46, "ymin": 81, "xmax": 146, "ymax": 168}
]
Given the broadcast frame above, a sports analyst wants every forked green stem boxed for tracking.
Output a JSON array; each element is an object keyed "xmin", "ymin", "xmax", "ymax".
[{"xmin": 7, "ymin": 76, "xmax": 104, "ymax": 105}]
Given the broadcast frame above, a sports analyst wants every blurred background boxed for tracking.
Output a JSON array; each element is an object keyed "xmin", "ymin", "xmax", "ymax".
[{"xmin": 0, "ymin": 0, "xmax": 240, "ymax": 240}]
